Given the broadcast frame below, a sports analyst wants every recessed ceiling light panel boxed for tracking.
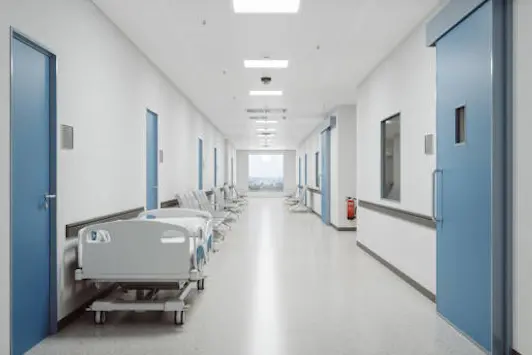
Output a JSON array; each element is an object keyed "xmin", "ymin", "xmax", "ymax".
[
  {"xmin": 233, "ymin": 0, "xmax": 300, "ymax": 13},
  {"xmin": 249, "ymin": 90, "xmax": 283, "ymax": 96},
  {"xmin": 244, "ymin": 60, "xmax": 289, "ymax": 69}
]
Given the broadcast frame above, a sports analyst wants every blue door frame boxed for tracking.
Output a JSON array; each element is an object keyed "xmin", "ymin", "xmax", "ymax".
[
  {"xmin": 320, "ymin": 129, "xmax": 331, "ymax": 224},
  {"xmin": 429, "ymin": 0, "xmax": 513, "ymax": 353},
  {"xmin": 198, "ymin": 138, "xmax": 203, "ymax": 190},
  {"xmin": 146, "ymin": 110, "xmax": 158, "ymax": 210},
  {"xmin": 10, "ymin": 30, "xmax": 58, "ymax": 355},
  {"xmin": 214, "ymin": 147, "xmax": 218, "ymax": 187}
]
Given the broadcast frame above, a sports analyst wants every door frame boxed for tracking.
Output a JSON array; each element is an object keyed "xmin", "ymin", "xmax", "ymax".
[
  {"xmin": 427, "ymin": 1, "xmax": 513, "ymax": 353},
  {"xmin": 9, "ymin": 28, "xmax": 58, "ymax": 343}
]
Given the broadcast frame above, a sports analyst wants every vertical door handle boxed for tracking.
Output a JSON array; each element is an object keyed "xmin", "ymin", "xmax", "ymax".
[
  {"xmin": 43, "ymin": 193, "xmax": 56, "ymax": 210},
  {"xmin": 432, "ymin": 170, "xmax": 442, "ymax": 222}
]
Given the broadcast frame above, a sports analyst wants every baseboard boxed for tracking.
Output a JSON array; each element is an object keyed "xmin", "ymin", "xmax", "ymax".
[
  {"xmin": 310, "ymin": 209, "xmax": 321, "ymax": 218},
  {"xmin": 331, "ymin": 222, "xmax": 357, "ymax": 232},
  {"xmin": 512, "ymin": 349, "xmax": 522, "ymax": 355},
  {"xmin": 357, "ymin": 241, "xmax": 436, "ymax": 303},
  {"xmin": 57, "ymin": 286, "xmax": 114, "ymax": 331}
]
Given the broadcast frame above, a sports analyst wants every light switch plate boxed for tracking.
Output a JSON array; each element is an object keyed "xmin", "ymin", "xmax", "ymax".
[{"xmin": 61, "ymin": 125, "xmax": 74, "ymax": 150}]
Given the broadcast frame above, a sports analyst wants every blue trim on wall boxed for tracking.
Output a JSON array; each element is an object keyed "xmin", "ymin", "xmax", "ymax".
[{"xmin": 426, "ymin": 0, "xmax": 488, "ymax": 46}]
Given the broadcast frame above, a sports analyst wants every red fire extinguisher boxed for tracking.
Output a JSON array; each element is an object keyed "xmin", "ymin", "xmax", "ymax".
[{"xmin": 346, "ymin": 197, "xmax": 356, "ymax": 220}]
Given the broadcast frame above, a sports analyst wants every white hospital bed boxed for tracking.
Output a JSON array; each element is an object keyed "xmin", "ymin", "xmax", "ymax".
[{"xmin": 75, "ymin": 208, "xmax": 213, "ymax": 325}]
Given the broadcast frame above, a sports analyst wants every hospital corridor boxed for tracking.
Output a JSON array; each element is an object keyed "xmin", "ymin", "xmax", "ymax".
[{"xmin": 0, "ymin": 0, "xmax": 530, "ymax": 355}]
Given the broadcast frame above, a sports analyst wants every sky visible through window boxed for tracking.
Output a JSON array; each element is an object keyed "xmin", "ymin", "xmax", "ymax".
[{"xmin": 248, "ymin": 154, "xmax": 284, "ymax": 191}]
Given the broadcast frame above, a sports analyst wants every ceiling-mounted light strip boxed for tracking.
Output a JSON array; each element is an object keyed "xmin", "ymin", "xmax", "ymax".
[
  {"xmin": 233, "ymin": 0, "xmax": 300, "ymax": 13},
  {"xmin": 256, "ymin": 128, "xmax": 276, "ymax": 132},
  {"xmin": 244, "ymin": 60, "xmax": 289, "ymax": 69},
  {"xmin": 255, "ymin": 120, "xmax": 278, "ymax": 124},
  {"xmin": 249, "ymin": 90, "xmax": 283, "ymax": 96}
]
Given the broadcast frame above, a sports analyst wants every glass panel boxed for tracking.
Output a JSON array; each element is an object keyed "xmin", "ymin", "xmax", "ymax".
[
  {"xmin": 248, "ymin": 154, "xmax": 284, "ymax": 192},
  {"xmin": 381, "ymin": 114, "xmax": 401, "ymax": 201}
]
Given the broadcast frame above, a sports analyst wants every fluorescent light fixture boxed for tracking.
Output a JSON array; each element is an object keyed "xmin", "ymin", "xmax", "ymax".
[
  {"xmin": 256, "ymin": 128, "xmax": 276, "ymax": 132},
  {"xmin": 244, "ymin": 59, "xmax": 289, "ymax": 69},
  {"xmin": 249, "ymin": 90, "xmax": 283, "ymax": 96},
  {"xmin": 255, "ymin": 120, "xmax": 278, "ymax": 124},
  {"xmin": 233, "ymin": 0, "xmax": 300, "ymax": 13}
]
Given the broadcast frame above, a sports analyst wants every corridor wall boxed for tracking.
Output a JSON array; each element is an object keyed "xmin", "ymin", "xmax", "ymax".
[
  {"xmin": 356, "ymin": 24, "xmax": 437, "ymax": 293},
  {"xmin": 0, "ymin": 0, "xmax": 228, "ymax": 350},
  {"xmin": 297, "ymin": 107, "xmax": 357, "ymax": 229}
]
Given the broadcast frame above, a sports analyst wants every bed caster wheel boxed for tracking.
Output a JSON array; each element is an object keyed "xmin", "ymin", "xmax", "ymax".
[
  {"xmin": 174, "ymin": 311, "xmax": 185, "ymax": 325},
  {"xmin": 94, "ymin": 311, "xmax": 107, "ymax": 325},
  {"xmin": 197, "ymin": 279, "xmax": 205, "ymax": 291}
]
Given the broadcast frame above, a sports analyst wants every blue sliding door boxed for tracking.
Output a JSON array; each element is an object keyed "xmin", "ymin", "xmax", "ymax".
[
  {"xmin": 146, "ymin": 110, "xmax": 158, "ymax": 210},
  {"xmin": 12, "ymin": 34, "xmax": 56, "ymax": 355},
  {"xmin": 198, "ymin": 138, "xmax": 203, "ymax": 190},
  {"xmin": 320, "ymin": 129, "xmax": 331, "ymax": 224},
  {"xmin": 435, "ymin": 2, "xmax": 493, "ymax": 351}
]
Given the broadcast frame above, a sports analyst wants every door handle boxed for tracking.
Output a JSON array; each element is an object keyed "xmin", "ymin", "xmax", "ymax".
[
  {"xmin": 43, "ymin": 193, "xmax": 56, "ymax": 210},
  {"xmin": 432, "ymin": 170, "xmax": 442, "ymax": 222}
]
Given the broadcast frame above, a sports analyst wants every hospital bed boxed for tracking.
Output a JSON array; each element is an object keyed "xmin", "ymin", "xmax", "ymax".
[{"xmin": 75, "ymin": 208, "xmax": 213, "ymax": 326}]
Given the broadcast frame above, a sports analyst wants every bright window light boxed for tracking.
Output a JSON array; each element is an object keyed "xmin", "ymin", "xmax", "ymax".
[
  {"xmin": 233, "ymin": 0, "xmax": 300, "ymax": 13},
  {"xmin": 244, "ymin": 60, "xmax": 289, "ymax": 69},
  {"xmin": 249, "ymin": 90, "xmax": 283, "ymax": 96},
  {"xmin": 255, "ymin": 120, "xmax": 278, "ymax": 124}
]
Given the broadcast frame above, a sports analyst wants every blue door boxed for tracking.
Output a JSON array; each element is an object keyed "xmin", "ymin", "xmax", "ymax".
[
  {"xmin": 214, "ymin": 147, "xmax": 218, "ymax": 187},
  {"xmin": 198, "ymin": 138, "xmax": 203, "ymax": 190},
  {"xmin": 435, "ymin": 3, "xmax": 493, "ymax": 351},
  {"xmin": 146, "ymin": 110, "xmax": 158, "ymax": 210},
  {"xmin": 12, "ymin": 34, "xmax": 55, "ymax": 355},
  {"xmin": 304, "ymin": 153, "xmax": 308, "ymax": 185},
  {"xmin": 298, "ymin": 157, "xmax": 302, "ymax": 186},
  {"xmin": 320, "ymin": 129, "xmax": 331, "ymax": 224}
]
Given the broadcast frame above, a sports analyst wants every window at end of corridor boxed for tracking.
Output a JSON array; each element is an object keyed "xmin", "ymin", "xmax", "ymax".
[{"xmin": 381, "ymin": 114, "xmax": 401, "ymax": 202}]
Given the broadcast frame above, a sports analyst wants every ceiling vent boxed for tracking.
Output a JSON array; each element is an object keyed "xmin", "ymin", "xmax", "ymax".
[{"xmin": 246, "ymin": 108, "xmax": 287, "ymax": 114}]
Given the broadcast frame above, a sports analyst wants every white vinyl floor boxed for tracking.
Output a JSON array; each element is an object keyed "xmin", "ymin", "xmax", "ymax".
[{"xmin": 29, "ymin": 198, "xmax": 484, "ymax": 355}]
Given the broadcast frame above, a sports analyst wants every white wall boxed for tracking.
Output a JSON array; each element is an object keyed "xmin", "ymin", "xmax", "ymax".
[
  {"xmin": 235, "ymin": 150, "xmax": 296, "ymax": 195},
  {"xmin": 334, "ymin": 106, "xmax": 358, "ymax": 229},
  {"xmin": 0, "ymin": 0, "xmax": 227, "ymax": 349},
  {"xmin": 356, "ymin": 24, "xmax": 437, "ymax": 293},
  {"xmin": 513, "ymin": 1, "xmax": 532, "ymax": 353}
]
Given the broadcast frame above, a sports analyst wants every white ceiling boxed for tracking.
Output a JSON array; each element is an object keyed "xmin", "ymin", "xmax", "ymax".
[{"xmin": 93, "ymin": 0, "xmax": 440, "ymax": 150}]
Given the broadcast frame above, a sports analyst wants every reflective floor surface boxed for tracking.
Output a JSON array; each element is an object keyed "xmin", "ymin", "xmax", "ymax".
[{"xmin": 29, "ymin": 198, "xmax": 484, "ymax": 355}]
